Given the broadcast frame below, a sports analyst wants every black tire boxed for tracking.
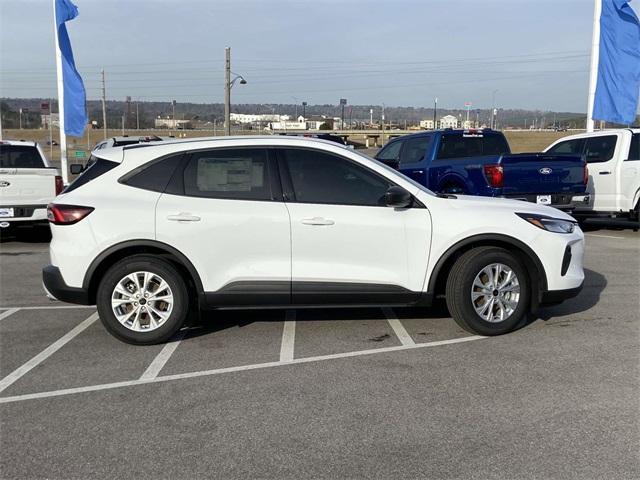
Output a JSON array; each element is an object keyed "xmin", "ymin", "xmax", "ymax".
[
  {"xmin": 445, "ymin": 246, "xmax": 531, "ymax": 336},
  {"xmin": 96, "ymin": 255, "xmax": 189, "ymax": 345}
]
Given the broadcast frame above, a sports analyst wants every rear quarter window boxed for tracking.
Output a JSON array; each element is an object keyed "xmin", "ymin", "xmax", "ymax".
[
  {"xmin": 120, "ymin": 154, "xmax": 183, "ymax": 192},
  {"xmin": 63, "ymin": 156, "xmax": 119, "ymax": 193},
  {"xmin": 0, "ymin": 145, "xmax": 45, "ymax": 168}
]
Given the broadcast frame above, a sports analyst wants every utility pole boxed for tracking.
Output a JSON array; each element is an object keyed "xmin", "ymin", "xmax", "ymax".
[
  {"xmin": 433, "ymin": 97, "xmax": 437, "ymax": 129},
  {"xmin": 19, "ymin": 108, "xmax": 22, "ymax": 130},
  {"xmin": 381, "ymin": 103, "xmax": 386, "ymax": 146},
  {"xmin": 491, "ymin": 89, "xmax": 498, "ymax": 129},
  {"xmin": 101, "ymin": 69, "xmax": 107, "ymax": 140},
  {"xmin": 224, "ymin": 46, "xmax": 231, "ymax": 135},
  {"xmin": 171, "ymin": 100, "xmax": 176, "ymax": 135},
  {"xmin": 136, "ymin": 101, "xmax": 140, "ymax": 130},
  {"xmin": 0, "ymin": 102, "xmax": 3, "ymax": 141},
  {"xmin": 302, "ymin": 101, "xmax": 307, "ymax": 121}
]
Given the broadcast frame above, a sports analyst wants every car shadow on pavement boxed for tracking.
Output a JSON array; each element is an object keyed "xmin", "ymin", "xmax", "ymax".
[{"xmin": 533, "ymin": 268, "xmax": 606, "ymax": 322}]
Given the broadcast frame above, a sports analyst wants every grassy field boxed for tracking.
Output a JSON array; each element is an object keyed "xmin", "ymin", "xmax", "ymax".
[{"xmin": 2, "ymin": 128, "xmax": 575, "ymax": 164}]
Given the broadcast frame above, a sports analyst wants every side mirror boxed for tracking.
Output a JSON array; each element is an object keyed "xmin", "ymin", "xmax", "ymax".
[
  {"xmin": 385, "ymin": 186, "xmax": 412, "ymax": 208},
  {"xmin": 69, "ymin": 164, "xmax": 85, "ymax": 175}
]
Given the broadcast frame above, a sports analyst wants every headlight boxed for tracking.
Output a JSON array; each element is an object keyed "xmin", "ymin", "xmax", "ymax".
[{"xmin": 516, "ymin": 213, "xmax": 576, "ymax": 234}]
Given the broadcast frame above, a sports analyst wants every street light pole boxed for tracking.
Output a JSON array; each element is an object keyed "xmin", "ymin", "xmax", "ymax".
[
  {"xmin": 224, "ymin": 47, "xmax": 231, "ymax": 136},
  {"xmin": 433, "ymin": 97, "xmax": 437, "ymax": 129},
  {"xmin": 491, "ymin": 89, "xmax": 498, "ymax": 129}
]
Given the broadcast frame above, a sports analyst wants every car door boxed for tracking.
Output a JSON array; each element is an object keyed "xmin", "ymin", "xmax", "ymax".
[
  {"xmin": 278, "ymin": 146, "xmax": 431, "ymax": 305},
  {"xmin": 398, "ymin": 135, "xmax": 432, "ymax": 185},
  {"xmin": 582, "ymin": 134, "xmax": 620, "ymax": 211},
  {"xmin": 155, "ymin": 147, "xmax": 291, "ymax": 306}
]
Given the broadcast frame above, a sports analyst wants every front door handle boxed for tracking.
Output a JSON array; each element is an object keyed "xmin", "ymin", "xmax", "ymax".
[
  {"xmin": 412, "ymin": 170, "xmax": 425, "ymax": 174},
  {"xmin": 301, "ymin": 217, "xmax": 335, "ymax": 226},
  {"xmin": 599, "ymin": 171, "xmax": 611, "ymax": 175},
  {"xmin": 167, "ymin": 213, "xmax": 201, "ymax": 222}
]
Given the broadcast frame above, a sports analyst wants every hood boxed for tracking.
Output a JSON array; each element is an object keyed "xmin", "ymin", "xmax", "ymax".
[{"xmin": 439, "ymin": 194, "xmax": 576, "ymax": 221}]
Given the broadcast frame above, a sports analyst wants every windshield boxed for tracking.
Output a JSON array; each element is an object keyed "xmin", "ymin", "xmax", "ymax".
[
  {"xmin": 0, "ymin": 145, "xmax": 45, "ymax": 168},
  {"xmin": 351, "ymin": 149, "xmax": 436, "ymax": 195}
]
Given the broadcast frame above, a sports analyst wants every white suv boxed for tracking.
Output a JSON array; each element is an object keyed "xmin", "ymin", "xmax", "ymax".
[{"xmin": 43, "ymin": 136, "xmax": 585, "ymax": 344}]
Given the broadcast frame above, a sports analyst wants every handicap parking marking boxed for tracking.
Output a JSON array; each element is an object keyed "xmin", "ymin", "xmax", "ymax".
[
  {"xmin": 0, "ymin": 312, "xmax": 98, "ymax": 394},
  {"xmin": 0, "ymin": 334, "xmax": 486, "ymax": 405},
  {"xmin": 158, "ymin": 309, "xmax": 287, "ymax": 376},
  {"xmin": 294, "ymin": 308, "xmax": 402, "ymax": 358},
  {"xmin": 0, "ymin": 308, "xmax": 97, "ymax": 379}
]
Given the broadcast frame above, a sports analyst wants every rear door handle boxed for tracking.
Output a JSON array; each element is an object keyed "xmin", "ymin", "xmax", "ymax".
[
  {"xmin": 599, "ymin": 171, "xmax": 611, "ymax": 175},
  {"xmin": 167, "ymin": 213, "xmax": 201, "ymax": 222},
  {"xmin": 301, "ymin": 217, "xmax": 335, "ymax": 226}
]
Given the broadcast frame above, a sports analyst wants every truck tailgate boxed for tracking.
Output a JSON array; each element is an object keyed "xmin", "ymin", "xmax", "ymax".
[
  {"xmin": 0, "ymin": 168, "xmax": 58, "ymax": 206},
  {"xmin": 500, "ymin": 153, "xmax": 585, "ymax": 195}
]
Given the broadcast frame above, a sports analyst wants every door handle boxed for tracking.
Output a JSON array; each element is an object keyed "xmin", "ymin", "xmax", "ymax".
[
  {"xmin": 167, "ymin": 213, "xmax": 201, "ymax": 222},
  {"xmin": 599, "ymin": 171, "xmax": 611, "ymax": 175},
  {"xmin": 412, "ymin": 170, "xmax": 424, "ymax": 174},
  {"xmin": 301, "ymin": 217, "xmax": 335, "ymax": 226}
]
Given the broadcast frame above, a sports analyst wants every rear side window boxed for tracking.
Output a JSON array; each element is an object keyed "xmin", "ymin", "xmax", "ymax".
[
  {"xmin": 627, "ymin": 133, "xmax": 639, "ymax": 161},
  {"xmin": 183, "ymin": 148, "xmax": 272, "ymax": 201},
  {"xmin": 0, "ymin": 145, "xmax": 45, "ymax": 168},
  {"xmin": 546, "ymin": 138, "xmax": 586, "ymax": 155},
  {"xmin": 584, "ymin": 135, "xmax": 617, "ymax": 163},
  {"xmin": 63, "ymin": 156, "xmax": 119, "ymax": 193},
  {"xmin": 437, "ymin": 134, "xmax": 482, "ymax": 159},
  {"xmin": 120, "ymin": 154, "xmax": 182, "ymax": 192},
  {"xmin": 400, "ymin": 136, "xmax": 431, "ymax": 166}
]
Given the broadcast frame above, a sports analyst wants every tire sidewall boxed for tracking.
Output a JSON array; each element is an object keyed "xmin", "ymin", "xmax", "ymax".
[
  {"xmin": 455, "ymin": 250, "xmax": 530, "ymax": 336},
  {"xmin": 96, "ymin": 256, "xmax": 188, "ymax": 345}
]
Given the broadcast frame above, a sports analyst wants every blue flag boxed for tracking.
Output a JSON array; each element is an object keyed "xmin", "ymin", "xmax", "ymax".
[{"xmin": 55, "ymin": 0, "xmax": 87, "ymax": 137}]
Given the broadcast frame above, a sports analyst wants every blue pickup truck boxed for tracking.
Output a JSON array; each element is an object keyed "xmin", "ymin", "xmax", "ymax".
[{"xmin": 375, "ymin": 129, "xmax": 589, "ymax": 210}]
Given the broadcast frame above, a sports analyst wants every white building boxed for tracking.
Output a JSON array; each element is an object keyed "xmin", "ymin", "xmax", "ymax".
[
  {"xmin": 41, "ymin": 113, "xmax": 60, "ymax": 128},
  {"xmin": 268, "ymin": 120, "xmax": 306, "ymax": 130},
  {"xmin": 154, "ymin": 118, "xmax": 192, "ymax": 129},
  {"xmin": 230, "ymin": 113, "xmax": 289, "ymax": 124},
  {"xmin": 439, "ymin": 115, "xmax": 458, "ymax": 129},
  {"xmin": 419, "ymin": 119, "xmax": 435, "ymax": 130}
]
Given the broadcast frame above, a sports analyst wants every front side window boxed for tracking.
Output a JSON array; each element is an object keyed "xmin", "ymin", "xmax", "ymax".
[
  {"xmin": 376, "ymin": 140, "xmax": 403, "ymax": 161},
  {"xmin": 282, "ymin": 148, "xmax": 391, "ymax": 206},
  {"xmin": 183, "ymin": 148, "xmax": 272, "ymax": 200},
  {"xmin": 584, "ymin": 135, "xmax": 617, "ymax": 163},
  {"xmin": 399, "ymin": 136, "xmax": 431, "ymax": 166},
  {"xmin": 546, "ymin": 138, "xmax": 586, "ymax": 155},
  {"xmin": 626, "ymin": 133, "xmax": 639, "ymax": 161}
]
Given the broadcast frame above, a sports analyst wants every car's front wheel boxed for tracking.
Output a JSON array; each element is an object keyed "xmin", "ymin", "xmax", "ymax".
[
  {"xmin": 96, "ymin": 255, "xmax": 189, "ymax": 345},
  {"xmin": 446, "ymin": 247, "xmax": 530, "ymax": 336}
]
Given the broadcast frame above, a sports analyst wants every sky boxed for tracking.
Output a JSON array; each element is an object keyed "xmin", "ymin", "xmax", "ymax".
[{"xmin": 0, "ymin": 0, "xmax": 627, "ymax": 112}]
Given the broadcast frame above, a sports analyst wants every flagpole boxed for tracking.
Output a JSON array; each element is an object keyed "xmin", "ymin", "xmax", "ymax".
[
  {"xmin": 53, "ymin": 0, "xmax": 69, "ymax": 184},
  {"xmin": 586, "ymin": 0, "xmax": 602, "ymax": 133}
]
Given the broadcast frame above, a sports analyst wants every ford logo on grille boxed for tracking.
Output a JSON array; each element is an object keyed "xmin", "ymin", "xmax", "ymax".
[
  {"xmin": 539, "ymin": 167, "xmax": 553, "ymax": 175},
  {"xmin": 0, "ymin": 181, "xmax": 10, "ymax": 187}
]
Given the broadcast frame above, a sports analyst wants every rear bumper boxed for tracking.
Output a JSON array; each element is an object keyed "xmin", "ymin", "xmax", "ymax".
[
  {"xmin": 42, "ymin": 265, "xmax": 92, "ymax": 305},
  {"xmin": 540, "ymin": 282, "xmax": 583, "ymax": 305},
  {"xmin": 0, "ymin": 205, "xmax": 48, "ymax": 226},
  {"xmin": 503, "ymin": 194, "xmax": 590, "ymax": 211}
]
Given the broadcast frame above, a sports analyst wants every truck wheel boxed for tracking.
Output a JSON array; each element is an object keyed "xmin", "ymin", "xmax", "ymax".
[
  {"xmin": 446, "ymin": 247, "xmax": 530, "ymax": 336},
  {"xmin": 96, "ymin": 255, "xmax": 189, "ymax": 345},
  {"xmin": 441, "ymin": 183, "xmax": 466, "ymax": 195}
]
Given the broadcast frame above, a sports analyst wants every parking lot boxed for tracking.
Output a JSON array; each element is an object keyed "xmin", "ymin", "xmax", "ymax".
[{"xmin": 0, "ymin": 225, "xmax": 638, "ymax": 479}]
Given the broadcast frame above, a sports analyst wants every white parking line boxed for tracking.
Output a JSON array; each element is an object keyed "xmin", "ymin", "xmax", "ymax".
[
  {"xmin": 0, "ymin": 308, "xmax": 20, "ymax": 321},
  {"xmin": 279, "ymin": 310, "xmax": 296, "ymax": 362},
  {"xmin": 0, "ymin": 334, "xmax": 485, "ymax": 404},
  {"xmin": 0, "ymin": 312, "xmax": 99, "ymax": 394},
  {"xmin": 139, "ymin": 331, "xmax": 186, "ymax": 380},
  {"xmin": 585, "ymin": 233, "xmax": 625, "ymax": 239},
  {"xmin": 0, "ymin": 305, "xmax": 95, "ymax": 311},
  {"xmin": 383, "ymin": 307, "xmax": 416, "ymax": 346}
]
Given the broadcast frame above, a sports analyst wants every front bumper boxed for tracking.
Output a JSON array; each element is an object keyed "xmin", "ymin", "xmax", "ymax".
[
  {"xmin": 42, "ymin": 265, "xmax": 92, "ymax": 305},
  {"xmin": 540, "ymin": 282, "xmax": 583, "ymax": 305}
]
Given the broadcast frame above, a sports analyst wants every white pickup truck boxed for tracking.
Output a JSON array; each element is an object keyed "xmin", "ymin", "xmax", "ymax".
[
  {"xmin": 545, "ymin": 129, "xmax": 639, "ymax": 222},
  {"xmin": 0, "ymin": 140, "xmax": 63, "ymax": 230}
]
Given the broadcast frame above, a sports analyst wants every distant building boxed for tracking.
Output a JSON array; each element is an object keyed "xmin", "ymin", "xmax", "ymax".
[
  {"xmin": 154, "ymin": 117, "xmax": 192, "ymax": 129},
  {"xmin": 419, "ymin": 119, "xmax": 435, "ymax": 130},
  {"xmin": 230, "ymin": 113, "xmax": 289, "ymax": 124},
  {"xmin": 461, "ymin": 120, "xmax": 474, "ymax": 129},
  {"xmin": 268, "ymin": 120, "xmax": 306, "ymax": 130},
  {"xmin": 305, "ymin": 116, "xmax": 334, "ymax": 130},
  {"xmin": 439, "ymin": 115, "xmax": 458, "ymax": 129}
]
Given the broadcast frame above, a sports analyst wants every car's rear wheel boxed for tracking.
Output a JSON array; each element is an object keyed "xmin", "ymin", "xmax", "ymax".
[
  {"xmin": 446, "ymin": 246, "xmax": 530, "ymax": 336},
  {"xmin": 96, "ymin": 255, "xmax": 189, "ymax": 345}
]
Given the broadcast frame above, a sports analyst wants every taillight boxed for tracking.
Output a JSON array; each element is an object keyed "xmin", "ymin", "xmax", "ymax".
[
  {"xmin": 55, "ymin": 175, "xmax": 64, "ymax": 195},
  {"xmin": 583, "ymin": 164, "xmax": 589, "ymax": 185},
  {"xmin": 47, "ymin": 204, "xmax": 94, "ymax": 225},
  {"xmin": 483, "ymin": 164, "xmax": 504, "ymax": 188}
]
